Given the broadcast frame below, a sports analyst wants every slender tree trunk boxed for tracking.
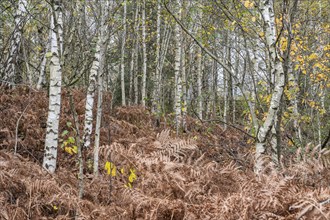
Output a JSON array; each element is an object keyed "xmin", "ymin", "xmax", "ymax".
[
  {"xmin": 129, "ymin": 2, "xmax": 139, "ymax": 106},
  {"xmin": 250, "ymin": 58, "xmax": 259, "ymax": 134},
  {"xmin": 152, "ymin": 0, "xmax": 161, "ymax": 116},
  {"xmin": 3, "ymin": 0, "xmax": 27, "ymax": 85},
  {"xmin": 141, "ymin": 0, "xmax": 147, "ymax": 106},
  {"xmin": 93, "ymin": 0, "xmax": 109, "ymax": 175},
  {"xmin": 134, "ymin": 23, "xmax": 140, "ymax": 105},
  {"xmin": 82, "ymin": 41, "xmax": 99, "ymax": 149},
  {"xmin": 271, "ymin": 109, "xmax": 282, "ymax": 166},
  {"xmin": 94, "ymin": 45, "xmax": 106, "ymax": 176},
  {"xmin": 224, "ymin": 33, "xmax": 233, "ymax": 129},
  {"xmin": 181, "ymin": 43, "xmax": 187, "ymax": 130},
  {"xmin": 288, "ymin": 66, "xmax": 302, "ymax": 145},
  {"xmin": 233, "ymin": 36, "xmax": 240, "ymax": 124},
  {"xmin": 174, "ymin": 0, "xmax": 182, "ymax": 134},
  {"xmin": 212, "ymin": 59, "xmax": 218, "ymax": 119},
  {"xmin": 37, "ymin": 22, "xmax": 52, "ymax": 89},
  {"xmin": 82, "ymin": 7, "xmax": 107, "ymax": 149},
  {"xmin": 197, "ymin": 46, "xmax": 203, "ymax": 120},
  {"xmin": 0, "ymin": 14, "xmax": 4, "ymax": 76},
  {"xmin": 255, "ymin": 0, "xmax": 286, "ymax": 174},
  {"xmin": 120, "ymin": 0, "xmax": 127, "ymax": 106},
  {"xmin": 42, "ymin": 1, "xmax": 62, "ymax": 174},
  {"xmin": 159, "ymin": 25, "xmax": 171, "ymax": 111}
]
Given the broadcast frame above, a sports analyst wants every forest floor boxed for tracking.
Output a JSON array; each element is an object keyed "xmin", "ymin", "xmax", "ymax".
[{"xmin": 0, "ymin": 86, "xmax": 329, "ymax": 220}]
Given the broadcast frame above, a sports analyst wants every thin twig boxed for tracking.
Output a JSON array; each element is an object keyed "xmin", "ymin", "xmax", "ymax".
[{"xmin": 15, "ymin": 93, "xmax": 32, "ymax": 154}]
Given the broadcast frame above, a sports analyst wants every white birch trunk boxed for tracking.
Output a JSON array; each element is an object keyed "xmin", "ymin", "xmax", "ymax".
[
  {"xmin": 181, "ymin": 46, "xmax": 187, "ymax": 130},
  {"xmin": 174, "ymin": 0, "xmax": 182, "ymax": 134},
  {"xmin": 93, "ymin": 46, "xmax": 106, "ymax": 176},
  {"xmin": 82, "ymin": 41, "xmax": 100, "ymax": 149},
  {"xmin": 134, "ymin": 21, "xmax": 140, "ymax": 105},
  {"xmin": 212, "ymin": 59, "xmax": 217, "ymax": 118},
  {"xmin": 224, "ymin": 33, "xmax": 232, "ymax": 130},
  {"xmin": 249, "ymin": 48, "xmax": 260, "ymax": 134},
  {"xmin": 152, "ymin": 0, "xmax": 161, "ymax": 115},
  {"xmin": 3, "ymin": 0, "xmax": 27, "ymax": 85},
  {"xmin": 255, "ymin": 0, "xmax": 285, "ymax": 174},
  {"xmin": 129, "ymin": 41, "xmax": 135, "ymax": 106},
  {"xmin": 93, "ymin": 0, "xmax": 109, "ymax": 175},
  {"xmin": 37, "ymin": 23, "xmax": 52, "ymax": 90},
  {"xmin": 42, "ymin": 3, "xmax": 62, "ymax": 174},
  {"xmin": 141, "ymin": 0, "xmax": 147, "ymax": 106},
  {"xmin": 129, "ymin": 2, "xmax": 139, "ymax": 106},
  {"xmin": 197, "ymin": 46, "xmax": 203, "ymax": 120},
  {"xmin": 120, "ymin": 0, "xmax": 127, "ymax": 106}
]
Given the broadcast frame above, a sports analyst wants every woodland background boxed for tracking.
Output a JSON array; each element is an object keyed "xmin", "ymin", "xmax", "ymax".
[{"xmin": 0, "ymin": 0, "xmax": 330, "ymax": 219}]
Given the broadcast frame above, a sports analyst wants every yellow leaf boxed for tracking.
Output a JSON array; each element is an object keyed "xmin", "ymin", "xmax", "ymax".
[
  {"xmin": 283, "ymin": 111, "xmax": 290, "ymax": 118},
  {"xmin": 128, "ymin": 169, "xmax": 137, "ymax": 183},
  {"xmin": 120, "ymin": 168, "xmax": 125, "ymax": 174},
  {"xmin": 53, "ymin": 205, "xmax": 58, "ymax": 211},
  {"xmin": 244, "ymin": 0, "xmax": 254, "ymax": 8},
  {"xmin": 105, "ymin": 161, "xmax": 111, "ymax": 175},
  {"xmin": 65, "ymin": 147, "xmax": 73, "ymax": 155},
  {"xmin": 251, "ymin": 16, "xmax": 256, "ymax": 22},
  {"xmin": 247, "ymin": 138, "xmax": 254, "ymax": 144},
  {"xmin": 259, "ymin": 32, "xmax": 264, "ymax": 38},
  {"xmin": 320, "ymin": 108, "xmax": 326, "ymax": 115},
  {"xmin": 72, "ymin": 146, "xmax": 78, "ymax": 154},
  {"xmin": 111, "ymin": 164, "xmax": 116, "ymax": 177},
  {"xmin": 308, "ymin": 53, "xmax": 318, "ymax": 60}
]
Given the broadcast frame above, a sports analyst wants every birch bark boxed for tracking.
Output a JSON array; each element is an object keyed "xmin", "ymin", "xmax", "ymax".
[
  {"xmin": 82, "ymin": 4, "xmax": 107, "ymax": 149},
  {"xmin": 255, "ymin": 0, "xmax": 286, "ymax": 174},
  {"xmin": 120, "ymin": 0, "xmax": 127, "ymax": 106},
  {"xmin": 141, "ymin": 0, "xmax": 147, "ymax": 106},
  {"xmin": 174, "ymin": 0, "xmax": 182, "ymax": 134},
  {"xmin": 197, "ymin": 46, "xmax": 203, "ymax": 120},
  {"xmin": 42, "ymin": 1, "xmax": 62, "ymax": 173},
  {"xmin": 129, "ymin": 2, "xmax": 139, "ymax": 106},
  {"xmin": 37, "ymin": 23, "xmax": 52, "ymax": 90},
  {"xmin": 152, "ymin": 0, "xmax": 161, "ymax": 116},
  {"xmin": 93, "ymin": 0, "xmax": 109, "ymax": 175},
  {"xmin": 3, "ymin": 0, "xmax": 27, "ymax": 85}
]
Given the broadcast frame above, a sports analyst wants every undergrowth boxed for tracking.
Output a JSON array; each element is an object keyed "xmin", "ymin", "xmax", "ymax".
[{"xmin": 0, "ymin": 86, "xmax": 329, "ymax": 219}]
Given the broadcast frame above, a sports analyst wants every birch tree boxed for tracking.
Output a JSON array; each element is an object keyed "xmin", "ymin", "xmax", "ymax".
[
  {"xmin": 37, "ymin": 22, "xmax": 52, "ymax": 90},
  {"xmin": 82, "ymin": 2, "xmax": 108, "ymax": 149},
  {"xmin": 93, "ymin": 0, "xmax": 109, "ymax": 175},
  {"xmin": 255, "ymin": 0, "xmax": 286, "ymax": 174},
  {"xmin": 196, "ymin": 46, "xmax": 203, "ymax": 120},
  {"xmin": 120, "ymin": 0, "xmax": 127, "ymax": 106},
  {"xmin": 129, "ymin": 1, "xmax": 139, "ymax": 106},
  {"xmin": 174, "ymin": 0, "xmax": 182, "ymax": 134},
  {"xmin": 141, "ymin": 0, "xmax": 147, "ymax": 106},
  {"xmin": 152, "ymin": 0, "xmax": 161, "ymax": 117},
  {"xmin": 42, "ymin": 0, "xmax": 63, "ymax": 173},
  {"xmin": 3, "ymin": 0, "xmax": 27, "ymax": 85},
  {"xmin": 196, "ymin": 7, "xmax": 203, "ymax": 120}
]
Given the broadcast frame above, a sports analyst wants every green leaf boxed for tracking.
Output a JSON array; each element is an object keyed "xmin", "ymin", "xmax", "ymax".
[
  {"xmin": 68, "ymin": 136, "xmax": 75, "ymax": 144},
  {"xmin": 61, "ymin": 130, "xmax": 68, "ymax": 137},
  {"xmin": 66, "ymin": 122, "xmax": 72, "ymax": 127}
]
